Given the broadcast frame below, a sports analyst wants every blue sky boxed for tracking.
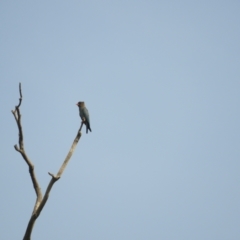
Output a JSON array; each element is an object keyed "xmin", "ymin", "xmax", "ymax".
[{"xmin": 1, "ymin": 1, "xmax": 240, "ymax": 239}]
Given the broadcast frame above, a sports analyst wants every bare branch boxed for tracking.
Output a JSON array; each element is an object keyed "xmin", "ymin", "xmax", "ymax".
[
  {"xmin": 57, "ymin": 129, "xmax": 82, "ymax": 177},
  {"xmin": 12, "ymin": 84, "xmax": 84, "ymax": 240},
  {"xmin": 48, "ymin": 172, "xmax": 59, "ymax": 179},
  {"xmin": 12, "ymin": 83, "xmax": 42, "ymax": 202},
  {"xmin": 23, "ymin": 129, "xmax": 82, "ymax": 240},
  {"xmin": 17, "ymin": 82, "xmax": 23, "ymax": 108},
  {"xmin": 12, "ymin": 84, "xmax": 42, "ymax": 240},
  {"xmin": 14, "ymin": 144, "xmax": 21, "ymax": 152}
]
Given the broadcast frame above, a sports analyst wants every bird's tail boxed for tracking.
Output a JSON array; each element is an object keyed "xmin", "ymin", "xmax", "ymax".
[{"xmin": 86, "ymin": 123, "xmax": 92, "ymax": 134}]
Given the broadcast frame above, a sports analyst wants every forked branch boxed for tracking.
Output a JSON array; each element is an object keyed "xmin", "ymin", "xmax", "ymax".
[
  {"xmin": 23, "ymin": 129, "xmax": 82, "ymax": 240},
  {"xmin": 12, "ymin": 83, "xmax": 83, "ymax": 240}
]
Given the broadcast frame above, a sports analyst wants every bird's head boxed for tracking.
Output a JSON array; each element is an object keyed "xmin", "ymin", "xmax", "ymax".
[{"xmin": 76, "ymin": 101, "xmax": 85, "ymax": 107}]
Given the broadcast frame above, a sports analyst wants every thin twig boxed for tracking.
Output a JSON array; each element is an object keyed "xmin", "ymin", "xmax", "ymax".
[
  {"xmin": 12, "ymin": 83, "xmax": 42, "ymax": 202},
  {"xmin": 17, "ymin": 82, "xmax": 23, "ymax": 108}
]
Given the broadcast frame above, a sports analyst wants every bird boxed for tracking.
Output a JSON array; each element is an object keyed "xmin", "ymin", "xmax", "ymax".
[{"xmin": 76, "ymin": 101, "xmax": 92, "ymax": 133}]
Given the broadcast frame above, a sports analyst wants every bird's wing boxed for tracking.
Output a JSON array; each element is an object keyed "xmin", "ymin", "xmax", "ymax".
[{"xmin": 82, "ymin": 107, "xmax": 90, "ymax": 123}]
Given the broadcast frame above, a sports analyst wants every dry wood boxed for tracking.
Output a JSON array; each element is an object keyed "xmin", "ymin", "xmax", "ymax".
[{"xmin": 12, "ymin": 83, "xmax": 83, "ymax": 240}]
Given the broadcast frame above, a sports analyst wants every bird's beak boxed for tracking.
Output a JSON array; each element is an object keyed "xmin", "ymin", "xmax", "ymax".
[{"xmin": 76, "ymin": 103, "xmax": 78, "ymax": 106}]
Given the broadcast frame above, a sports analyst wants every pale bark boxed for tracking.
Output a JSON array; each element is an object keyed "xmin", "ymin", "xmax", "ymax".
[{"xmin": 12, "ymin": 83, "xmax": 83, "ymax": 240}]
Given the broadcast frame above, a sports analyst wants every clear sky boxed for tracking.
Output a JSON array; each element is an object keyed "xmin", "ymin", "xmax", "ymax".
[{"xmin": 1, "ymin": 1, "xmax": 240, "ymax": 239}]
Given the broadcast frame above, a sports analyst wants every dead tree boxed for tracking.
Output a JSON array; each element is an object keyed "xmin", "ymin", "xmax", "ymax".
[{"xmin": 11, "ymin": 83, "xmax": 84, "ymax": 240}]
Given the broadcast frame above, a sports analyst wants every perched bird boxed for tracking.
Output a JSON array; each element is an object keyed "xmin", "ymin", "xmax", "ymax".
[{"xmin": 76, "ymin": 101, "xmax": 92, "ymax": 133}]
